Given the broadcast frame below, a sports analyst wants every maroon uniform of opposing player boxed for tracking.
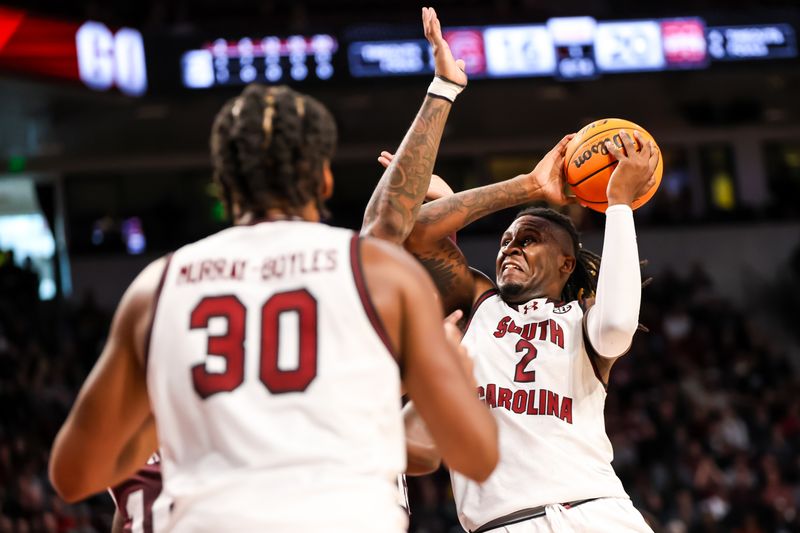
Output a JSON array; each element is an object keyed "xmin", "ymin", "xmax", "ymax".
[{"xmin": 109, "ymin": 455, "xmax": 168, "ymax": 533}]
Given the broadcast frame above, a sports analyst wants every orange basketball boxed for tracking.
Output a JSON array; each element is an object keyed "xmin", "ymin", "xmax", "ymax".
[{"xmin": 564, "ymin": 118, "xmax": 662, "ymax": 213}]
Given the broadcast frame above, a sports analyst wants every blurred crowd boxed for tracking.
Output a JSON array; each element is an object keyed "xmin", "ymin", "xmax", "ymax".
[
  {"xmin": 1, "ymin": 247, "xmax": 800, "ymax": 532},
  {"xmin": 0, "ymin": 252, "xmax": 112, "ymax": 532}
]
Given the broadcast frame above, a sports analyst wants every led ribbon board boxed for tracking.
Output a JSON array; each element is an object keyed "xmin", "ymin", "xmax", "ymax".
[
  {"xmin": 345, "ymin": 17, "xmax": 796, "ymax": 80},
  {"xmin": 0, "ymin": 7, "xmax": 147, "ymax": 96}
]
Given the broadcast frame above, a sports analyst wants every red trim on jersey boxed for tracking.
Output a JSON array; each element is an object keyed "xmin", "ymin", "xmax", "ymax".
[
  {"xmin": 463, "ymin": 288, "xmax": 500, "ymax": 334},
  {"xmin": 349, "ymin": 235, "xmax": 399, "ymax": 365},
  {"xmin": 144, "ymin": 253, "xmax": 173, "ymax": 371}
]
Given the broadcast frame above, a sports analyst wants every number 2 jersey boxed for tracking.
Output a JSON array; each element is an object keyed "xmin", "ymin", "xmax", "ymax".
[
  {"xmin": 147, "ymin": 221, "xmax": 406, "ymax": 532},
  {"xmin": 451, "ymin": 292, "xmax": 629, "ymax": 532}
]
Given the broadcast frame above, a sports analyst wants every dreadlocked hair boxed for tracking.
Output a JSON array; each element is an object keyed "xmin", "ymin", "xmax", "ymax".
[
  {"xmin": 210, "ymin": 84, "xmax": 337, "ymax": 219},
  {"xmin": 514, "ymin": 207, "xmax": 601, "ymax": 303}
]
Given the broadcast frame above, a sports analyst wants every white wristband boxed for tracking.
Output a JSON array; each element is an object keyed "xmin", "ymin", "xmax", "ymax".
[{"xmin": 427, "ymin": 76, "xmax": 465, "ymax": 103}]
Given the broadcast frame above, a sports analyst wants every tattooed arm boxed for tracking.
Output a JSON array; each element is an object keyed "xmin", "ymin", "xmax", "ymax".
[
  {"xmin": 361, "ymin": 98, "xmax": 453, "ymax": 242},
  {"xmin": 408, "ymin": 134, "xmax": 574, "ymax": 245},
  {"xmin": 405, "ymin": 135, "xmax": 575, "ymax": 314},
  {"xmin": 361, "ymin": 7, "xmax": 467, "ymax": 244}
]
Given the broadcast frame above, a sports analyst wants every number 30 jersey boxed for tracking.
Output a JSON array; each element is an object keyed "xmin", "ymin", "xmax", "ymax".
[
  {"xmin": 451, "ymin": 292, "xmax": 629, "ymax": 532},
  {"xmin": 147, "ymin": 221, "xmax": 406, "ymax": 532}
]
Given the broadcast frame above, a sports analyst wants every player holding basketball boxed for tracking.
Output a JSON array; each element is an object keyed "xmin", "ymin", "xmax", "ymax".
[
  {"xmin": 48, "ymin": 8, "xmax": 498, "ymax": 531},
  {"xmin": 396, "ymin": 140, "xmax": 656, "ymax": 532},
  {"xmin": 366, "ymin": 49, "xmax": 659, "ymax": 529}
]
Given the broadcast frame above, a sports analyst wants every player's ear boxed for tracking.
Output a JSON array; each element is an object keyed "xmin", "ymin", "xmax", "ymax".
[
  {"xmin": 321, "ymin": 160, "xmax": 334, "ymax": 200},
  {"xmin": 561, "ymin": 255, "xmax": 576, "ymax": 274}
]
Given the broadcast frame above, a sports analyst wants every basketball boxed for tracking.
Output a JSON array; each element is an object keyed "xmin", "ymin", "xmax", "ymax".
[{"xmin": 564, "ymin": 118, "xmax": 663, "ymax": 212}]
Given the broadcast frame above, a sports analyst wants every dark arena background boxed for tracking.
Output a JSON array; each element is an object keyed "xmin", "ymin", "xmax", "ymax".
[{"xmin": 1, "ymin": 0, "xmax": 800, "ymax": 531}]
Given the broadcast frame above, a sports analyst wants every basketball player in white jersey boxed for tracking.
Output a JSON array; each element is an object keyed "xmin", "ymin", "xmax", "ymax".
[
  {"xmin": 368, "ymin": 111, "xmax": 660, "ymax": 529},
  {"xmin": 48, "ymin": 9, "xmax": 499, "ymax": 530}
]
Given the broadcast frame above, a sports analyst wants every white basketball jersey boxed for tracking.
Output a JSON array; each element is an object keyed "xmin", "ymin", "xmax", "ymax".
[
  {"xmin": 147, "ymin": 221, "xmax": 407, "ymax": 532},
  {"xmin": 452, "ymin": 291, "xmax": 629, "ymax": 532}
]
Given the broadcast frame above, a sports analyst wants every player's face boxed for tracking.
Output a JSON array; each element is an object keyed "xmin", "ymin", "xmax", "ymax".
[{"xmin": 495, "ymin": 216, "xmax": 570, "ymax": 304}]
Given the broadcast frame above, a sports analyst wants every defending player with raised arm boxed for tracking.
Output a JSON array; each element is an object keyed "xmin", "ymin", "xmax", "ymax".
[
  {"xmin": 49, "ymin": 35, "xmax": 497, "ymax": 533},
  {"xmin": 388, "ymin": 129, "xmax": 660, "ymax": 531},
  {"xmin": 359, "ymin": 7, "xmax": 468, "ymax": 482},
  {"xmin": 361, "ymin": 6, "xmax": 466, "ymax": 245}
]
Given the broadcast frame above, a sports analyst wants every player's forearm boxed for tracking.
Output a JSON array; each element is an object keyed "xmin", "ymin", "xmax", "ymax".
[
  {"xmin": 361, "ymin": 95, "xmax": 452, "ymax": 243},
  {"xmin": 586, "ymin": 205, "xmax": 641, "ymax": 357},
  {"xmin": 404, "ymin": 401, "xmax": 442, "ymax": 475},
  {"xmin": 50, "ymin": 411, "xmax": 155, "ymax": 502},
  {"xmin": 407, "ymin": 174, "xmax": 541, "ymax": 248}
]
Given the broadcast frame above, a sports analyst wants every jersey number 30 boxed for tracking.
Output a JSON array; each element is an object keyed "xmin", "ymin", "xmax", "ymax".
[{"xmin": 189, "ymin": 290, "xmax": 318, "ymax": 398}]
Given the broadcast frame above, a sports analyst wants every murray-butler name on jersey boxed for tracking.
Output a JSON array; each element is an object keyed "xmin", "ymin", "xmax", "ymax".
[
  {"xmin": 477, "ymin": 312, "xmax": 573, "ymax": 425},
  {"xmin": 175, "ymin": 249, "xmax": 338, "ymax": 284}
]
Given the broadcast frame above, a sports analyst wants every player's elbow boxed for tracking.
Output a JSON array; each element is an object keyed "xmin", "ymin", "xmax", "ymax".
[
  {"xmin": 591, "ymin": 321, "xmax": 637, "ymax": 358},
  {"xmin": 459, "ymin": 438, "xmax": 499, "ymax": 483},
  {"xmin": 448, "ymin": 420, "xmax": 499, "ymax": 482},
  {"xmin": 49, "ymin": 427, "xmax": 101, "ymax": 503},
  {"xmin": 361, "ymin": 218, "xmax": 406, "ymax": 245},
  {"xmin": 49, "ymin": 454, "xmax": 89, "ymax": 503}
]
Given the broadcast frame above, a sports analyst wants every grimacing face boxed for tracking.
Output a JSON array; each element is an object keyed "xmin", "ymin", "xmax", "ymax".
[{"xmin": 495, "ymin": 215, "xmax": 576, "ymax": 304}]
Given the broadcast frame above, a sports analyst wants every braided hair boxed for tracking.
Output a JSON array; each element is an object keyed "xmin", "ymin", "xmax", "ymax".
[
  {"xmin": 210, "ymin": 84, "xmax": 337, "ymax": 219},
  {"xmin": 514, "ymin": 207, "xmax": 601, "ymax": 303}
]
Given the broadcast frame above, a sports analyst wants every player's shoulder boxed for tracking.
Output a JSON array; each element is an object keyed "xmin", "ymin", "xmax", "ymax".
[
  {"xmin": 115, "ymin": 255, "xmax": 172, "ymax": 364},
  {"xmin": 125, "ymin": 256, "xmax": 171, "ymax": 308},
  {"xmin": 359, "ymin": 237, "xmax": 432, "ymax": 286}
]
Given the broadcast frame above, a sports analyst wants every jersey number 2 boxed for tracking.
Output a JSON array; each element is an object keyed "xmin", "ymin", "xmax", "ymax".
[
  {"xmin": 513, "ymin": 339, "xmax": 537, "ymax": 383},
  {"xmin": 190, "ymin": 290, "xmax": 318, "ymax": 398}
]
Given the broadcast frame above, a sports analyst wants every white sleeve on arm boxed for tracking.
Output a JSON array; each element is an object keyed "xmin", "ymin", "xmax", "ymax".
[{"xmin": 585, "ymin": 204, "xmax": 641, "ymax": 358}]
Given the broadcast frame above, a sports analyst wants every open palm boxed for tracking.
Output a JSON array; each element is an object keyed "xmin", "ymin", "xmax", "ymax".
[{"xmin": 422, "ymin": 7, "xmax": 467, "ymax": 86}]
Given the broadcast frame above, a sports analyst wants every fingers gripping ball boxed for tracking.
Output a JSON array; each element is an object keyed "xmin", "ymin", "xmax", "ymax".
[{"xmin": 564, "ymin": 118, "xmax": 663, "ymax": 212}]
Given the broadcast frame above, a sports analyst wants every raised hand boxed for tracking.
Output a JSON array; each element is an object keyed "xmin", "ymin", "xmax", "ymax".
[
  {"xmin": 422, "ymin": 7, "xmax": 467, "ymax": 86},
  {"xmin": 378, "ymin": 150, "xmax": 454, "ymax": 201},
  {"xmin": 604, "ymin": 131, "xmax": 660, "ymax": 207},
  {"xmin": 527, "ymin": 133, "xmax": 576, "ymax": 206}
]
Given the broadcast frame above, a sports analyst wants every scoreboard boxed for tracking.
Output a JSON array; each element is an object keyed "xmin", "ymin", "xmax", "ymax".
[
  {"xmin": 181, "ymin": 34, "xmax": 338, "ymax": 89},
  {"xmin": 341, "ymin": 17, "xmax": 797, "ymax": 83},
  {"xmin": 0, "ymin": 7, "xmax": 796, "ymax": 94}
]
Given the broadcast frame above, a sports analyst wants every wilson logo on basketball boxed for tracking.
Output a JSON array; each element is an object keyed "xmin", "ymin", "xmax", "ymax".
[{"xmin": 572, "ymin": 134, "xmax": 624, "ymax": 169}]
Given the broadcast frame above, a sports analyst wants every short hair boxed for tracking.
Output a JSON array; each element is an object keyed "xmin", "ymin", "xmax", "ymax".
[
  {"xmin": 210, "ymin": 84, "xmax": 337, "ymax": 219},
  {"xmin": 514, "ymin": 207, "xmax": 600, "ymax": 303}
]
